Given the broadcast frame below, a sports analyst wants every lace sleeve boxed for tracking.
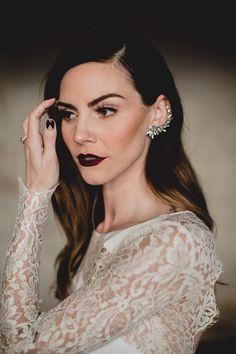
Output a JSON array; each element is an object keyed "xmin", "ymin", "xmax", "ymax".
[
  {"xmin": 0, "ymin": 177, "xmax": 59, "ymax": 352},
  {"xmin": 0, "ymin": 203, "xmax": 223, "ymax": 353}
]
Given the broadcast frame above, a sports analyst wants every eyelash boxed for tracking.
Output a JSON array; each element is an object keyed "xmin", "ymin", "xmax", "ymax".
[
  {"xmin": 57, "ymin": 105, "xmax": 117, "ymax": 121},
  {"xmin": 96, "ymin": 105, "xmax": 117, "ymax": 117},
  {"xmin": 57, "ymin": 110, "xmax": 75, "ymax": 121}
]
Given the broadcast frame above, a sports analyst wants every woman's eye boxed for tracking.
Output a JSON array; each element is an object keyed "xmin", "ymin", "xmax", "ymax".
[
  {"xmin": 58, "ymin": 110, "xmax": 77, "ymax": 121},
  {"xmin": 96, "ymin": 106, "xmax": 117, "ymax": 117}
]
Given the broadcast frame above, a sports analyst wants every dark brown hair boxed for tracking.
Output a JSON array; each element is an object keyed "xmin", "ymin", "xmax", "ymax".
[{"xmin": 44, "ymin": 30, "xmax": 215, "ymax": 300}]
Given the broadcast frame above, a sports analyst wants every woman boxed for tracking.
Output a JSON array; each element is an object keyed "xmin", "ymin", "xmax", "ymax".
[{"xmin": 0, "ymin": 30, "xmax": 223, "ymax": 353}]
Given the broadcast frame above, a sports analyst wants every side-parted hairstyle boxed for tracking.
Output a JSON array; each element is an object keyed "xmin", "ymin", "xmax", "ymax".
[{"xmin": 44, "ymin": 30, "xmax": 215, "ymax": 300}]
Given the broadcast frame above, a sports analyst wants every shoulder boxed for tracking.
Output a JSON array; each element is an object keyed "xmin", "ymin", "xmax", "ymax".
[
  {"xmin": 121, "ymin": 211, "xmax": 221, "ymax": 268},
  {"xmin": 150, "ymin": 211, "xmax": 217, "ymax": 253},
  {"xmin": 128, "ymin": 210, "xmax": 211, "ymax": 245},
  {"xmin": 147, "ymin": 211, "xmax": 222, "ymax": 274},
  {"xmin": 150, "ymin": 210, "xmax": 213, "ymax": 245},
  {"xmin": 111, "ymin": 210, "xmax": 222, "ymax": 286}
]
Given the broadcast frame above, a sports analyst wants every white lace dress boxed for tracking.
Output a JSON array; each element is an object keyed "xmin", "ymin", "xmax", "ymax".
[{"xmin": 0, "ymin": 178, "xmax": 223, "ymax": 354}]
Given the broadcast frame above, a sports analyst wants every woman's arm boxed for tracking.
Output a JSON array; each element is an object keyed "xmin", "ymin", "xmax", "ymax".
[
  {"xmin": 0, "ymin": 197, "xmax": 223, "ymax": 353},
  {"xmin": 0, "ymin": 177, "xmax": 58, "ymax": 351}
]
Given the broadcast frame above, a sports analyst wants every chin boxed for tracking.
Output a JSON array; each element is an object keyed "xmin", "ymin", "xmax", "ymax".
[{"xmin": 79, "ymin": 172, "xmax": 106, "ymax": 186}]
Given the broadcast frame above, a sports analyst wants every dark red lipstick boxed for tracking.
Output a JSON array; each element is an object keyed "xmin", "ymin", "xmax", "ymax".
[{"xmin": 78, "ymin": 154, "xmax": 107, "ymax": 167}]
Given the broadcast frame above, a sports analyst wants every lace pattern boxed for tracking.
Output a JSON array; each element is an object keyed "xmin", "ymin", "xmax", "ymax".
[{"xmin": 0, "ymin": 178, "xmax": 223, "ymax": 353}]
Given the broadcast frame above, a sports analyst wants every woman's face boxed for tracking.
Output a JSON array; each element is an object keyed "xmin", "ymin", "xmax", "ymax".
[{"xmin": 58, "ymin": 62, "xmax": 153, "ymax": 186}]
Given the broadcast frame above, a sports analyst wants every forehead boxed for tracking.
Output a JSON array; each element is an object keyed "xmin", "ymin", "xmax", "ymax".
[{"xmin": 59, "ymin": 62, "xmax": 134, "ymax": 100}]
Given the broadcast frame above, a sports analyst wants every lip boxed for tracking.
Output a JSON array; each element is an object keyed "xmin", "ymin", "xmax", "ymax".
[{"xmin": 78, "ymin": 154, "xmax": 107, "ymax": 167}]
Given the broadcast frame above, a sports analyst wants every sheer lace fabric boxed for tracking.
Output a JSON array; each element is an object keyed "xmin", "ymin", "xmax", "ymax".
[{"xmin": 0, "ymin": 177, "xmax": 223, "ymax": 353}]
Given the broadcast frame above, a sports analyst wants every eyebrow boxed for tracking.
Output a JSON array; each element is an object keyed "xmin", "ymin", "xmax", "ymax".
[{"xmin": 56, "ymin": 93, "xmax": 125, "ymax": 110}]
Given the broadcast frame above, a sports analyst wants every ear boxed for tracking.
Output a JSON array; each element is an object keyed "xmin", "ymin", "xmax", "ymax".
[{"xmin": 148, "ymin": 94, "xmax": 171, "ymax": 127}]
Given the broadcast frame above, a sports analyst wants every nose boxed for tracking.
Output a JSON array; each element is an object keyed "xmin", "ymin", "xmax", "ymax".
[{"xmin": 73, "ymin": 115, "xmax": 96, "ymax": 145}]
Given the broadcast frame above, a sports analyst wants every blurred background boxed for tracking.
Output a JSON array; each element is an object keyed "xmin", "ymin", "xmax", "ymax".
[{"xmin": 0, "ymin": 2, "xmax": 235, "ymax": 352}]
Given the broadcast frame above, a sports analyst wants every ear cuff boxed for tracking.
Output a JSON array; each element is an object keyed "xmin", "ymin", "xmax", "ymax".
[{"xmin": 145, "ymin": 106, "xmax": 173, "ymax": 139}]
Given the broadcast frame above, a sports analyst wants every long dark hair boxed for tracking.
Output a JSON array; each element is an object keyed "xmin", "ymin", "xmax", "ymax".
[{"xmin": 44, "ymin": 30, "xmax": 215, "ymax": 300}]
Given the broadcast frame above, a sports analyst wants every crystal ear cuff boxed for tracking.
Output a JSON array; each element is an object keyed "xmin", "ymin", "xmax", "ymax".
[{"xmin": 145, "ymin": 106, "xmax": 173, "ymax": 139}]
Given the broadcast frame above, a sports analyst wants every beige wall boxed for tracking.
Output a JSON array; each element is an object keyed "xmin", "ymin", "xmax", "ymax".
[{"xmin": 0, "ymin": 35, "xmax": 235, "ymax": 333}]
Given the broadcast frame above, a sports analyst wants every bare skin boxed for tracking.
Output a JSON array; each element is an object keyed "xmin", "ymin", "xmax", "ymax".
[
  {"xmin": 22, "ymin": 61, "xmax": 174, "ymax": 233},
  {"xmin": 22, "ymin": 98, "xmax": 59, "ymax": 192}
]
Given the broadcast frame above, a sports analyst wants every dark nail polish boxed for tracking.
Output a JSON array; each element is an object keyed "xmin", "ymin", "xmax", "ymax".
[{"xmin": 46, "ymin": 119, "xmax": 55, "ymax": 130}]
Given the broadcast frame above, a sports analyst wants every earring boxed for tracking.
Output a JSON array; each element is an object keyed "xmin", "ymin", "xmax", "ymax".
[{"xmin": 145, "ymin": 106, "xmax": 173, "ymax": 139}]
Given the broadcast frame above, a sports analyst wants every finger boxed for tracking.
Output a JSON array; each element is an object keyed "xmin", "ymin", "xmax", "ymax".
[
  {"xmin": 43, "ymin": 118, "xmax": 57, "ymax": 158},
  {"xmin": 21, "ymin": 116, "xmax": 29, "ymax": 150},
  {"xmin": 27, "ymin": 98, "xmax": 56, "ymax": 142},
  {"xmin": 22, "ymin": 115, "xmax": 29, "ymax": 136}
]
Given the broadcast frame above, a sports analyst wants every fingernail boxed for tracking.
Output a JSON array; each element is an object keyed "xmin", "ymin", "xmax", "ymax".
[{"xmin": 46, "ymin": 119, "xmax": 55, "ymax": 130}]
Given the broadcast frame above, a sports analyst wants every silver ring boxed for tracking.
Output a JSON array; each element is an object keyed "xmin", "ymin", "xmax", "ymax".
[{"xmin": 20, "ymin": 135, "xmax": 27, "ymax": 144}]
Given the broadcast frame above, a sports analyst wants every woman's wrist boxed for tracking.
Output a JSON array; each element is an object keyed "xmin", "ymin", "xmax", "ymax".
[{"xmin": 18, "ymin": 176, "xmax": 60, "ymax": 195}]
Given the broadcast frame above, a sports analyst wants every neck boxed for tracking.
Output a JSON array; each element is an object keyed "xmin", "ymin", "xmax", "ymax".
[{"xmin": 97, "ymin": 168, "xmax": 171, "ymax": 234}]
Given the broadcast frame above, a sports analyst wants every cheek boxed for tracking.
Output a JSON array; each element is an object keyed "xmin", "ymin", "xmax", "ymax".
[{"xmin": 111, "ymin": 114, "xmax": 145, "ymax": 150}]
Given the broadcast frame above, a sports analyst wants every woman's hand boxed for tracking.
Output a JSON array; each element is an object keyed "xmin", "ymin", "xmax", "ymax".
[{"xmin": 22, "ymin": 98, "xmax": 60, "ymax": 192}]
